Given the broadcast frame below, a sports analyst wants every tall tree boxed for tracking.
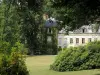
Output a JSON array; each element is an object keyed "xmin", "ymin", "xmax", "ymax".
[
  {"xmin": 2, "ymin": 0, "xmax": 59, "ymax": 55},
  {"xmin": 50, "ymin": 0, "xmax": 100, "ymax": 30},
  {"xmin": 0, "ymin": 1, "xmax": 22, "ymax": 54},
  {"xmin": 3, "ymin": 0, "xmax": 45, "ymax": 55}
]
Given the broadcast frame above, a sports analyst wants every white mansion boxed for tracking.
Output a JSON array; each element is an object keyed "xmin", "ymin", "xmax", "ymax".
[{"xmin": 58, "ymin": 24, "xmax": 100, "ymax": 48}]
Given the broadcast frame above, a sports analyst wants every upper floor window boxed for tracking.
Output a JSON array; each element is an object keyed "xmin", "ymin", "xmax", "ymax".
[
  {"xmin": 82, "ymin": 28, "xmax": 87, "ymax": 33},
  {"xmin": 82, "ymin": 28, "xmax": 85, "ymax": 33},
  {"xmin": 48, "ymin": 28, "xmax": 52, "ymax": 33}
]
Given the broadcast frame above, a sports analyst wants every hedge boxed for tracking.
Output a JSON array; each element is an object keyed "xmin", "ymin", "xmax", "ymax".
[{"xmin": 50, "ymin": 41, "xmax": 100, "ymax": 71}]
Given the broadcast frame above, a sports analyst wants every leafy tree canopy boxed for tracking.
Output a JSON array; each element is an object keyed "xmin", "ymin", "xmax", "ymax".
[{"xmin": 50, "ymin": 0, "xmax": 100, "ymax": 30}]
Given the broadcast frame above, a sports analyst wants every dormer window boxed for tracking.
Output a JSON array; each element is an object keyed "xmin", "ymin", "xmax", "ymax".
[
  {"xmin": 49, "ymin": 19, "xmax": 53, "ymax": 23},
  {"xmin": 82, "ymin": 28, "xmax": 87, "ymax": 33},
  {"xmin": 82, "ymin": 28, "xmax": 85, "ymax": 33}
]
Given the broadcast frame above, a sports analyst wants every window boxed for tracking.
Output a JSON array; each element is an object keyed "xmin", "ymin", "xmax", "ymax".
[
  {"xmin": 82, "ymin": 28, "xmax": 87, "ymax": 33},
  {"xmin": 94, "ymin": 38, "xmax": 97, "ymax": 41},
  {"xmin": 70, "ymin": 38, "xmax": 73, "ymax": 44},
  {"xmin": 82, "ymin": 38, "xmax": 85, "ymax": 44},
  {"xmin": 76, "ymin": 38, "xmax": 79, "ymax": 44},
  {"xmin": 58, "ymin": 38, "xmax": 62, "ymax": 45},
  {"xmin": 64, "ymin": 38, "xmax": 67, "ymax": 44},
  {"xmin": 88, "ymin": 38, "xmax": 92, "ymax": 42},
  {"xmin": 64, "ymin": 38, "xmax": 67, "ymax": 47},
  {"xmin": 47, "ymin": 36, "xmax": 51, "ymax": 42},
  {"xmin": 48, "ymin": 28, "xmax": 51, "ymax": 33},
  {"xmin": 82, "ymin": 29, "xmax": 85, "ymax": 33}
]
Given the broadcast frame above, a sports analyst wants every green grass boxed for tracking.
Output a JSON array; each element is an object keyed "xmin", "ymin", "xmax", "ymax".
[{"xmin": 26, "ymin": 55, "xmax": 100, "ymax": 75}]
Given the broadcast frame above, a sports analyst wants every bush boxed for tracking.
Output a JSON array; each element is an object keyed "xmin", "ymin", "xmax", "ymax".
[
  {"xmin": 11, "ymin": 42, "xmax": 28, "ymax": 54},
  {"xmin": 0, "ymin": 41, "xmax": 11, "ymax": 54},
  {"xmin": 0, "ymin": 52, "xmax": 29, "ymax": 75},
  {"xmin": 0, "ymin": 41, "xmax": 29, "ymax": 75},
  {"xmin": 58, "ymin": 46, "xmax": 62, "ymax": 52},
  {"xmin": 50, "ymin": 41, "xmax": 100, "ymax": 71}
]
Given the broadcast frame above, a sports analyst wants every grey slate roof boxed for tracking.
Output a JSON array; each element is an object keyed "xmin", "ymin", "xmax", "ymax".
[{"xmin": 44, "ymin": 17, "xmax": 57, "ymax": 27}]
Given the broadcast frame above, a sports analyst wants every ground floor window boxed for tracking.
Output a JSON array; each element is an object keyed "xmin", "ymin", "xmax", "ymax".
[
  {"xmin": 76, "ymin": 38, "xmax": 79, "ymax": 44},
  {"xmin": 94, "ymin": 38, "xmax": 97, "ymax": 41},
  {"xmin": 82, "ymin": 38, "xmax": 85, "ymax": 44},
  {"xmin": 58, "ymin": 38, "xmax": 62, "ymax": 46},
  {"xmin": 64, "ymin": 38, "xmax": 67, "ymax": 45},
  {"xmin": 70, "ymin": 38, "xmax": 73, "ymax": 44},
  {"xmin": 88, "ymin": 38, "xmax": 92, "ymax": 42}
]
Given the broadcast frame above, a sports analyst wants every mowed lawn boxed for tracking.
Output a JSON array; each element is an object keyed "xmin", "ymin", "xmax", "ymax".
[{"xmin": 26, "ymin": 55, "xmax": 100, "ymax": 75}]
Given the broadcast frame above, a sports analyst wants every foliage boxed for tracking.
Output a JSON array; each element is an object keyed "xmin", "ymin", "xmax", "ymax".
[
  {"xmin": 92, "ymin": 23, "xmax": 100, "ymax": 33},
  {"xmin": 0, "ymin": 52, "xmax": 29, "ymax": 75},
  {"xmin": 26, "ymin": 56, "xmax": 100, "ymax": 75},
  {"xmin": 21, "ymin": 10, "xmax": 44, "ymax": 55},
  {"xmin": 58, "ymin": 46, "xmax": 62, "ymax": 52},
  {"xmin": 41, "ymin": 27, "xmax": 58, "ymax": 55},
  {"xmin": 0, "ymin": 1, "xmax": 21, "ymax": 52},
  {"xmin": 51, "ymin": 28, "xmax": 58, "ymax": 54},
  {"xmin": 0, "ymin": 1, "xmax": 27, "ymax": 53},
  {"xmin": 50, "ymin": 41, "xmax": 100, "ymax": 71},
  {"xmin": 0, "ymin": 39, "xmax": 29, "ymax": 75},
  {"xmin": 1, "ymin": 0, "xmax": 58, "ymax": 55},
  {"xmin": 11, "ymin": 42, "xmax": 28, "ymax": 54},
  {"xmin": 0, "ymin": 2, "xmax": 29, "ymax": 74},
  {"xmin": 50, "ymin": 0, "xmax": 100, "ymax": 30},
  {"xmin": 1, "ymin": 0, "xmax": 44, "ymax": 55},
  {"xmin": 0, "ymin": 41, "xmax": 11, "ymax": 54}
]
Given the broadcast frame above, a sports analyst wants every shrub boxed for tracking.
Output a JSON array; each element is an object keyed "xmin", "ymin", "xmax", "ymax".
[
  {"xmin": 0, "ymin": 41, "xmax": 29, "ymax": 75},
  {"xmin": 11, "ymin": 42, "xmax": 28, "ymax": 54},
  {"xmin": 0, "ymin": 41, "xmax": 11, "ymax": 54},
  {"xmin": 0, "ymin": 52, "xmax": 29, "ymax": 75},
  {"xmin": 58, "ymin": 46, "xmax": 62, "ymax": 52},
  {"xmin": 50, "ymin": 41, "xmax": 100, "ymax": 71}
]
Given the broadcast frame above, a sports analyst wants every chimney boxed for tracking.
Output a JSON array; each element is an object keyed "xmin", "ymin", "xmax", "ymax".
[{"xmin": 43, "ymin": 14, "xmax": 49, "ymax": 20}]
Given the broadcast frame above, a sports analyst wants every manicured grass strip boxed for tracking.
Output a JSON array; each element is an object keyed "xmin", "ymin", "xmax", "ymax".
[{"xmin": 26, "ymin": 55, "xmax": 100, "ymax": 75}]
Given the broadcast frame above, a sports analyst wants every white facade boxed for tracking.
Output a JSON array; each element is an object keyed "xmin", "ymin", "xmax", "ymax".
[{"xmin": 58, "ymin": 24, "xmax": 100, "ymax": 48}]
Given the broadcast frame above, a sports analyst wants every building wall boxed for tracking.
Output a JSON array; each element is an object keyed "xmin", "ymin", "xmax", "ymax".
[
  {"xmin": 58, "ymin": 24, "xmax": 100, "ymax": 48},
  {"xmin": 58, "ymin": 34, "xmax": 100, "ymax": 48}
]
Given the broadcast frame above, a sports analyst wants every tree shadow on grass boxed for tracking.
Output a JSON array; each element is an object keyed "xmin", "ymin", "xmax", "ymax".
[{"xmin": 95, "ymin": 74, "xmax": 100, "ymax": 75}]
